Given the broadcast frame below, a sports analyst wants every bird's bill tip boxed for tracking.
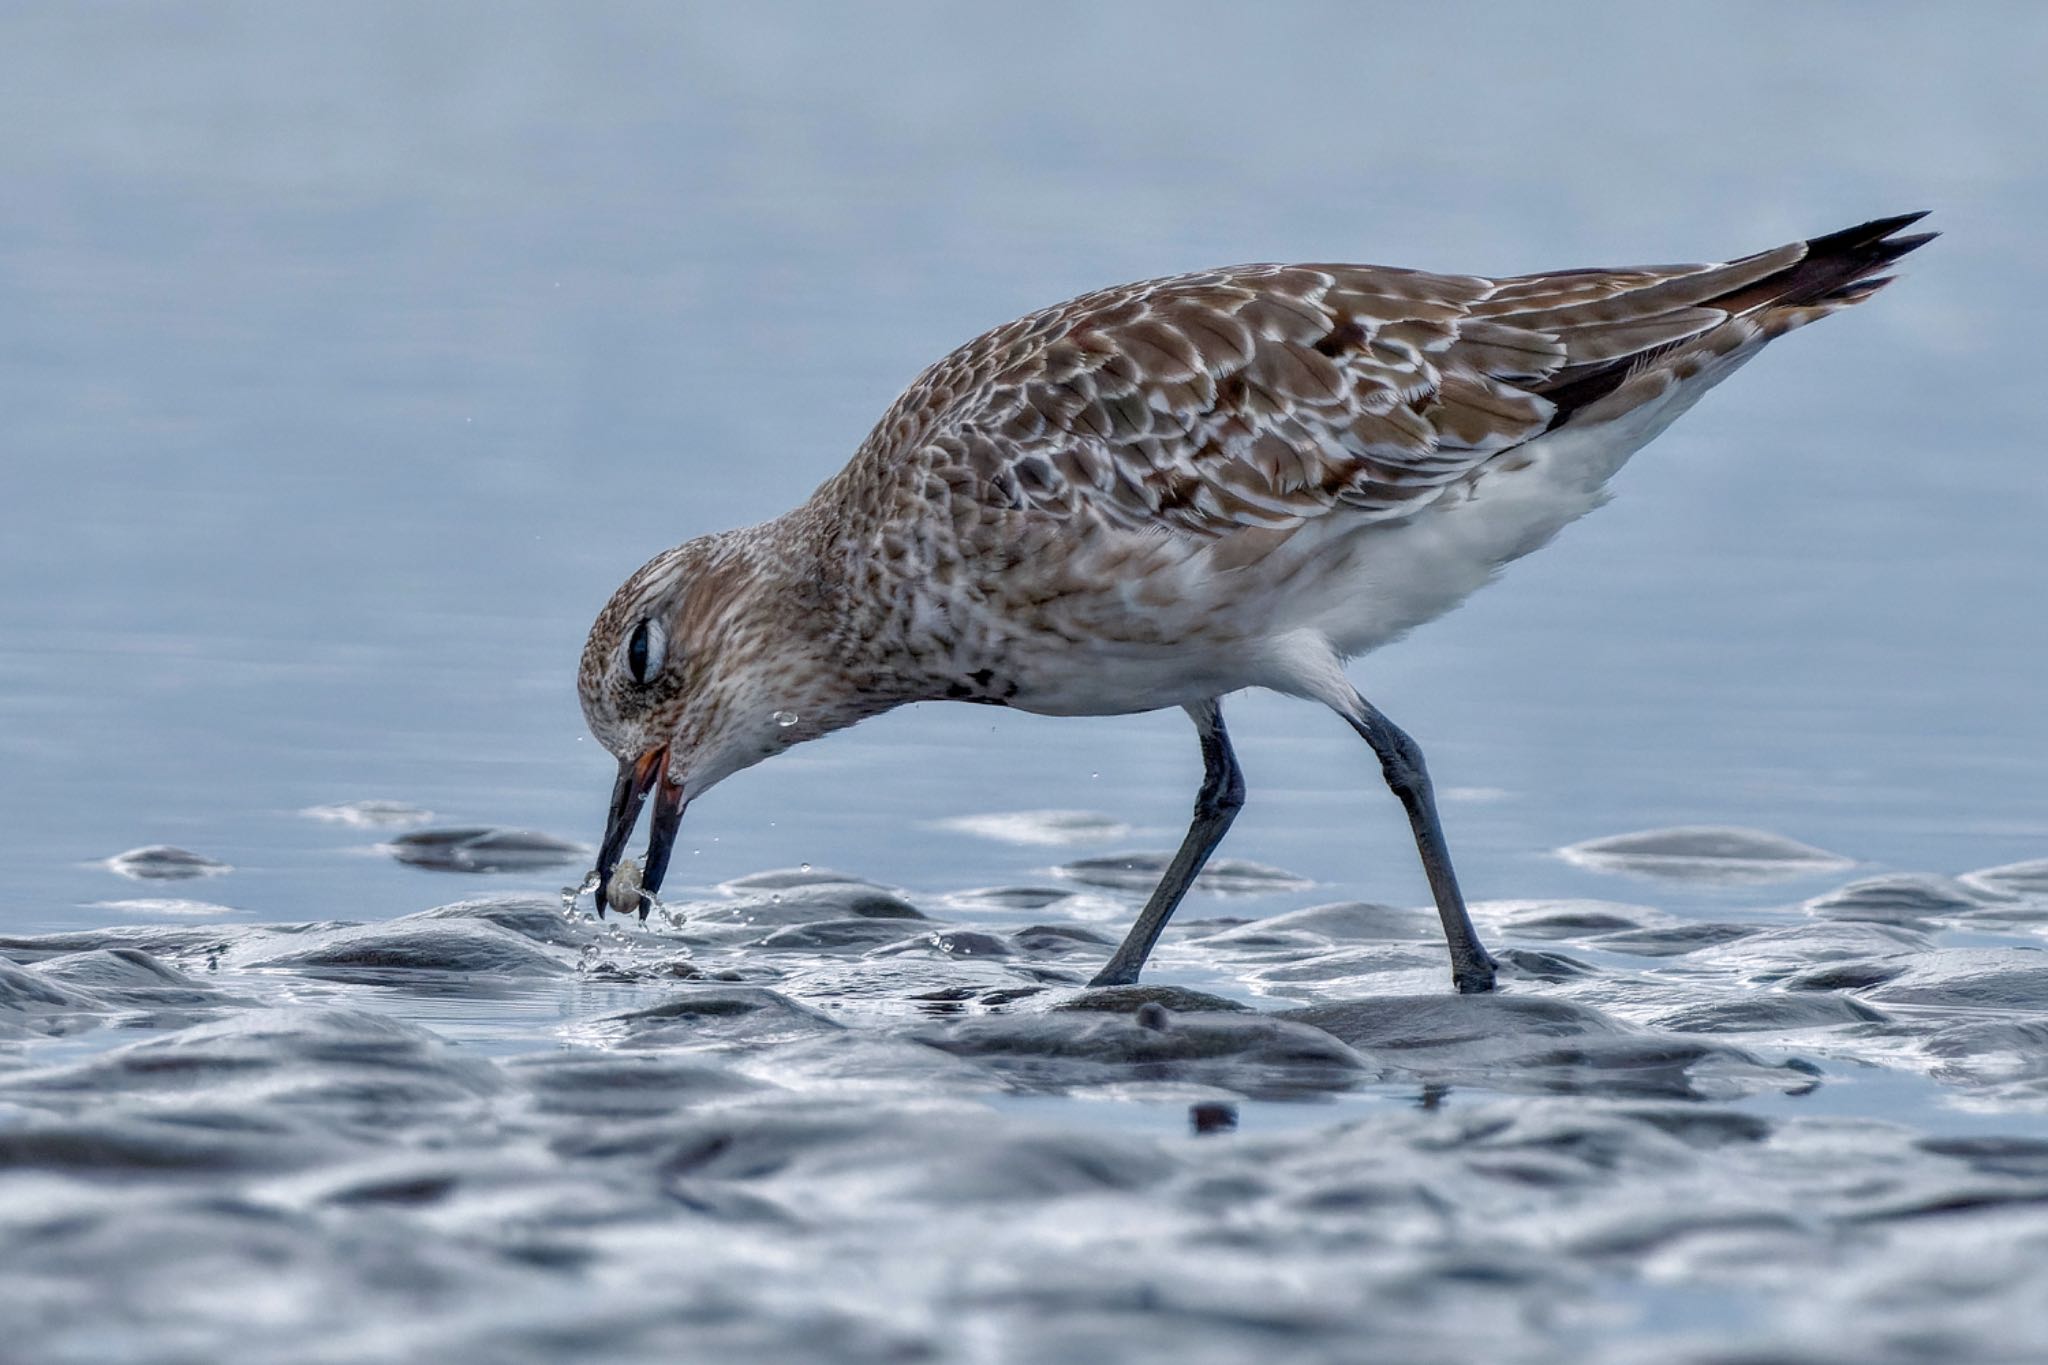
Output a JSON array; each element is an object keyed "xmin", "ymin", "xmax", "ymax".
[{"xmin": 594, "ymin": 745, "xmax": 672, "ymax": 914}]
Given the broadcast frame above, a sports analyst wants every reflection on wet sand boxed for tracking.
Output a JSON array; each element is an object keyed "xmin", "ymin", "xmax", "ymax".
[{"xmin": 6, "ymin": 839, "xmax": 2048, "ymax": 1362}]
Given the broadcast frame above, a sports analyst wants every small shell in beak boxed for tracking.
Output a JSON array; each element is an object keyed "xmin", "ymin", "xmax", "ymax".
[{"xmin": 605, "ymin": 857, "xmax": 646, "ymax": 918}]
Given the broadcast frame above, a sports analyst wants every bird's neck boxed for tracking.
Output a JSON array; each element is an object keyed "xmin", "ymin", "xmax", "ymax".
[{"xmin": 723, "ymin": 507, "xmax": 927, "ymax": 737}]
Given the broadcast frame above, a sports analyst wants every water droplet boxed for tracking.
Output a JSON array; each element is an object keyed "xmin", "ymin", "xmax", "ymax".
[
  {"xmin": 1090, "ymin": 771, "xmax": 1100, "ymax": 780},
  {"xmin": 561, "ymin": 870, "xmax": 599, "ymax": 915},
  {"xmin": 799, "ymin": 862, "xmax": 812, "ymax": 873},
  {"xmin": 774, "ymin": 710, "xmax": 799, "ymax": 728}
]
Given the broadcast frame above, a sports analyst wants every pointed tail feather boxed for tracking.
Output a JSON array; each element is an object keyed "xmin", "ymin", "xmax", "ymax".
[
  {"xmin": 1542, "ymin": 212, "xmax": 1936, "ymax": 428},
  {"xmin": 1707, "ymin": 211, "xmax": 1937, "ymax": 317}
]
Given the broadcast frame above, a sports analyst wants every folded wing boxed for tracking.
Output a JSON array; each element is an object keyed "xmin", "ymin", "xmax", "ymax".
[{"xmin": 850, "ymin": 213, "xmax": 1932, "ymax": 538}]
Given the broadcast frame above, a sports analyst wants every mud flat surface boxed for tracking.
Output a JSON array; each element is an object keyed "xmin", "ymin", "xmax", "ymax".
[{"xmin": 6, "ymin": 840, "xmax": 2048, "ymax": 1364}]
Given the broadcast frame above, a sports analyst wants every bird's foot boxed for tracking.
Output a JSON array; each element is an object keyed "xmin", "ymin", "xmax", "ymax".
[
  {"xmin": 1452, "ymin": 950, "xmax": 1498, "ymax": 995},
  {"xmin": 1087, "ymin": 960, "xmax": 1141, "ymax": 989}
]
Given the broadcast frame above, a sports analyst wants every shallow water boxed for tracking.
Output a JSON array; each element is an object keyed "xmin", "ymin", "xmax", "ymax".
[
  {"xmin": 7, "ymin": 872, "xmax": 2048, "ymax": 1363},
  {"xmin": 4, "ymin": 4, "xmax": 2047, "ymax": 1362}
]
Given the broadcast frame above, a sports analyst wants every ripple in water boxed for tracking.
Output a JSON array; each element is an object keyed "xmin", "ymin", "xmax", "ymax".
[
  {"xmin": 1558, "ymin": 825, "xmax": 1854, "ymax": 884},
  {"xmin": 1056, "ymin": 851, "xmax": 1313, "ymax": 893},
  {"xmin": 300, "ymin": 800, "xmax": 434, "ymax": 829},
  {"xmin": 382, "ymin": 827, "xmax": 587, "ymax": 874},
  {"xmin": 936, "ymin": 809, "xmax": 1132, "ymax": 846},
  {"xmin": 6, "ymin": 848, "xmax": 2048, "ymax": 1363},
  {"xmin": 88, "ymin": 898, "xmax": 239, "ymax": 918},
  {"xmin": 101, "ymin": 846, "xmax": 233, "ymax": 881}
]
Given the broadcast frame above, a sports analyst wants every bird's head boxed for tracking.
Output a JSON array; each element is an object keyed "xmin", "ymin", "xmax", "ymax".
[{"xmin": 578, "ymin": 529, "xmax": 841, "ymax": 916}]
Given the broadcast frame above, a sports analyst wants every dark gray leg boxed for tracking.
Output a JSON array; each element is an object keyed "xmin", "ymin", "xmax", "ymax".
[
  {"xmin": 1345, "ymin": 691, "xmax": 1497, "ymax": 994},
  {"xmin": 1090, "ymin": 700, "xmax": 1245, "ymax": 988}
]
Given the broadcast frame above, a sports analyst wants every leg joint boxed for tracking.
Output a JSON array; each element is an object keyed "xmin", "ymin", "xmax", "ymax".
[
  {"xmin": 1354, "ymin": 710, "xmax": 1432, "ymax": 798},
  {"xmin": 1197, "ymin": 761, "xmax": 1246, "ymax": 818},
  {"xmin": 1192, "ymin": 701, "xmax": 1245, "ymax": 819}
]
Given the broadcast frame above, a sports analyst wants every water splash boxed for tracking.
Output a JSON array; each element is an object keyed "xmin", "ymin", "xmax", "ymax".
[{"xmin": 560, "ymin": 869, "xmax": 599, "ymax": 916}]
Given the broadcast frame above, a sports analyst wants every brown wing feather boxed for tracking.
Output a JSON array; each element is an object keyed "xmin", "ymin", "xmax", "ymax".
[{"xmin": 841, "ymin": 214, "xmax": 1932, "ymax": 538}]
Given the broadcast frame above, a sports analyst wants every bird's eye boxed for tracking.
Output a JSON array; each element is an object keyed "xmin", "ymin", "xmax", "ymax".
[{"xmin": 625, "ymin": 618, "xmax": 666, "ymax": 684}]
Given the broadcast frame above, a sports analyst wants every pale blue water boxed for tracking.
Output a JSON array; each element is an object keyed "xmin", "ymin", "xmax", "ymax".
[{"xmin": 3, "ymin": 5, "xmax": 2046, "ymax": 1362}]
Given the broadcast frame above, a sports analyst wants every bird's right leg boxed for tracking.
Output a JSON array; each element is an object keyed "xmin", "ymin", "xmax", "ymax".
[
  {"xmin": 1341, "ymin": 690, "xmax": 1497, "ymax": 994},
  {"xmin": 1089, "ymin": 699, "xmax": 1245, "ymax": 988}
]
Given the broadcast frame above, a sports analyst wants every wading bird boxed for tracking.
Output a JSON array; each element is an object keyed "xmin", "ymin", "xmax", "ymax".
[{"xmin": 580, "ymin": 213, "xmax": 1933, "ymax": 992}]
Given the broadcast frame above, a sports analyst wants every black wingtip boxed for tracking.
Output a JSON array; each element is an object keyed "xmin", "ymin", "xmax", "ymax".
[
  {"xmin": 1871, "ymin": 230, "xmax": 1940, "ymax": 264},
  {"xmin": 1703, "ymin": 211, "xmax": 1938, "ymax": 317},
  {"xmin": 1820, "ymin": 274, "xmax": 1894, "ymax": 305},
  {"xmin": 1804, "ymin": 210, "xmax": 1934, "ymax": 257},
  {"xmin": 1539, "ymin": 212, "xmax": 1936, "ymax": 432}
]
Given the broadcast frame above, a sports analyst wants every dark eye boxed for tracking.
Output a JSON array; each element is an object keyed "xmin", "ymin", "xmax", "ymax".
[{"xmin": 626, "ymin": 618, "xmax": 666, "ymax": 684}]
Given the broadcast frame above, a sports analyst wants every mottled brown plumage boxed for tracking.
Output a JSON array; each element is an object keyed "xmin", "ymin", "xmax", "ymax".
[{"xmin": 579, "ymin": 212, "xmax": 1934, "ymax": 990}]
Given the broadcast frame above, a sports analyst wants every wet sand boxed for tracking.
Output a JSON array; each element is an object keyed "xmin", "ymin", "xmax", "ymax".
[{"xmin": 6, "ymin": 829, "xmax": 2048, "ymax": 1364}]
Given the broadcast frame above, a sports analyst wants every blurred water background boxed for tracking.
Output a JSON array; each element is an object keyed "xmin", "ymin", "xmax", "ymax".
[{"xmin": 3, "ymin": 5, "xmax": 2046, "ymax": 1362}]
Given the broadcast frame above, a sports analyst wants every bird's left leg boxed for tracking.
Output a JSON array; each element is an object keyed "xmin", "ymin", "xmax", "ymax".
[
  {"xmin": 1089, "ymin": 699, "xmax": 1245, "ymax": 988},
  {"xmin": 1341, "ymin": 689, "xmax": 1498, "ymax": 994}
]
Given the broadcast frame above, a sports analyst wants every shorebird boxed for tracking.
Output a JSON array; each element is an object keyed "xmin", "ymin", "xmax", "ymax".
[{"xmin": 580, "ymin": 212, "xmax": 1933, "ymax": 993}]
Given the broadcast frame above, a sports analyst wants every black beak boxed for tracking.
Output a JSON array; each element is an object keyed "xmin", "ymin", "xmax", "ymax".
[{"xmin": 594, "ymin": 747, "xmax": 686, "ymax": 920}]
